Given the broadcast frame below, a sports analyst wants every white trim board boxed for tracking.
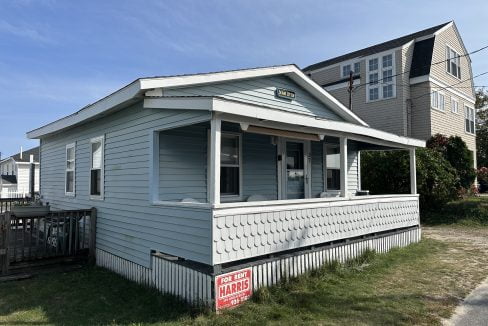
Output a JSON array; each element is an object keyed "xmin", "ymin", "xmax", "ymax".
[
  {"xmin": 27, "ymin": 65, "xmax": 369, "ymax": 139},
  {"xmin": 324, "ymin": 79, "xmax": 360, "ymax": 91},
  {"xmin": 212, "ymin": 194, "xmax": 419, "ymax": 216},
  {"xmin": 410, "ymin": 75, "xmax": 475, "ymax": 103},
  {"xmin": 144, "ymin": 96, "xmax": 425, "ymax": 148}
]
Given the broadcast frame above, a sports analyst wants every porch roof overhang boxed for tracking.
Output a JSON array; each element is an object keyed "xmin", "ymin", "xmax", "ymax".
[{"xmin": 144, "ymin": 96, "xmax": 425, "ymax": 149}]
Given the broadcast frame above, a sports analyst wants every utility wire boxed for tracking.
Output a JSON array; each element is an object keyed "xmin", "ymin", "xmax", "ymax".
[
  {"xmin": 410, "ymin": 71, "xmax": 488, "ymax": 100},
  {"xmin": 352, "ymin": 44, "xmax": 488, "ymax": 90}
]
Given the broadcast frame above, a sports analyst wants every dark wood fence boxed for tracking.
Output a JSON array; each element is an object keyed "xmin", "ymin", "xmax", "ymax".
[
  {"xmin": 0, "ymin": 208, "xmax": 97, "ymax": 275},
  {"xmin": 0, "ymin": 197, "xmax": 31, "ymax": 214}
]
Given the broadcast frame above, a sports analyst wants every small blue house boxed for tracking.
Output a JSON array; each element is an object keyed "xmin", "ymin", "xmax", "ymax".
[{"xmin": 28, "ymin": 65, "xmax": 424, "ymax": 307}]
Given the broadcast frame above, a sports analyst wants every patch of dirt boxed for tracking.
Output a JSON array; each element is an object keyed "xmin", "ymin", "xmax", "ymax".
[{"xmin": 422, "ymin": 227, "xmax": 488, "ymax": 254}]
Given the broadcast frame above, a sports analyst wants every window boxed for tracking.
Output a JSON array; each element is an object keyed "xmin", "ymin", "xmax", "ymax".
[
  {"xmin": 382, "ymin": 54, "xmax": 393, "ymax": 68},
  {"xmin": 431, "ymin": 91, "xmax": 446, "ymax": 111},
  {"xmin": 383, "ymin": 85, "xmax": 393, "ymax": 98},
  {"xmin": 369, "ymin": 72, "xmax": 378, "ymax": 85},
  {"xmin": 369, "ymin": 58, "xmax": 378, "ymax": 71},
  {"xmin": 465, "ymin": 106, "xmax": 475, "ymax": 134},
  {"xmin": 439, "ymin": 93, "xmax": 445, "ymax": 111},
  {"xmin": 325, "ymin": 145, "xmax": 340, "ymax": 191},
  {"xmin": 446, "ymin": 46, "xmax": 461, "ymax": 79},
  {"xmin": 342, "ymin": 62, "xmax": 360, "ymax": 77},
  {"xmin": 220, "ymin": 133, "xmax": 241, "ymax": 197},
  {"xmin": 65, "ymin": 143, "xmax": 75, "ymax": 195},
  {"xmin": 369, "ymin": 88, "xmax": 379, "ymax": 101},
  {"xmin": 367, "ymin": 52, "xmax": 395, "ymax": 101},
  {"xmin": 342, "ymin": 64, "xmax": 351, "ymax": 77},
  {"xmin": 354, "ymin": 62, "xmax": 360, "ymax": 74},
  {"xmin": 90, "ymin": 136, "xmax": 104, "ymax": 199},
  {"xmin": 451, "ymin": 99, "xmax": 459, "ymax": 114}
]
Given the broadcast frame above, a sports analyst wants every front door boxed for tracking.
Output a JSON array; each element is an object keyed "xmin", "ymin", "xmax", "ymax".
[{"xmin": 281, "ymin": 140, "xmax": 310, "ymax": 199}]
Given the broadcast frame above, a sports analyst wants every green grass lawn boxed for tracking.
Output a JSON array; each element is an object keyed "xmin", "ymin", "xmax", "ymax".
[
  {"xmin": 1, "ymin": 227, "xmax": 488, "ymax": 326},
  {"xmin": 1, "ymin": 197, "xmax": 488, "ymax": 325}
]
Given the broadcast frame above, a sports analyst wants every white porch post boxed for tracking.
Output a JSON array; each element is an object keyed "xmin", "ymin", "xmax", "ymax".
[
  {"xmin": 340, "ymin": 137, "xmax": 348, "ymax": 197},
  {"xmin": 410, "ymin": 148, "xmax": 417, "ymax": 195},
  {"xmin": 209, "ymin": 118, "xmax": 221, "ymax": 205}
]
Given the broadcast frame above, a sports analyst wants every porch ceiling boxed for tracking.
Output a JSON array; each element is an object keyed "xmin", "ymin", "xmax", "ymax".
[{"xmin": 143, "ymin": 96, "xmax": 425, "ymax": 149}]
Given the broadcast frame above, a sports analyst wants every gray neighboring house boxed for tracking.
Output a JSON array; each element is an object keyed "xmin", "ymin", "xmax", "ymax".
[
  {"xmin": 304, "ymin": 21, "xmax": 477, "ymax": 168},
  {"xmin": 0, "ymin": 147, "xmax": 40, "ymax": 197}
]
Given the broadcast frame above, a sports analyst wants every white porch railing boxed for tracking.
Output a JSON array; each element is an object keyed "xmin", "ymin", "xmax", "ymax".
[{"xmin": 212, "ymin": 195, "xmax": 420, "ymax": 265}]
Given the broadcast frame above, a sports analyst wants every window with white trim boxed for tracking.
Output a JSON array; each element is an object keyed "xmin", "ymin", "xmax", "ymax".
[
  {"xmin": 342, "ymin": 62, "xmax": 360, "ymax": 77},
  {"xmin": 65, "ymin": 143, "xmax": 75, "ymax": 195},
  {"xmin": 465, "ymin": 106, "xmax": 475, "ymax": 134},
  {"xmin": 439, "ymin": 93, "xmax": 445, "ymax": 111},
  {"xmin": 367, "ymin": 52, "xmax": 395, "ymax": 101},
  {"xmin": 342, "ymin": 64, "xmax": 351, "ymax": 77},
  {"xmin": 451, "ymin": 98, "xmax": 459, "ymax": 114},
  {"xmin": 431, "ymin": 90, "xmax": 445, "ymax": 111},
  {"xmin": 90, "ymin": 136, "xmax": 104, "ymax": 199},
  {"xmin": 446, "ymin": 46, "xmax": 461, "ymax": 79},
  {"xmin": 220, "ymin": 133, "xmax": 241, "ymax": 197},
  {"xmin": 324, "ymin": 145, "xmax": 340, "ymax": 191}
]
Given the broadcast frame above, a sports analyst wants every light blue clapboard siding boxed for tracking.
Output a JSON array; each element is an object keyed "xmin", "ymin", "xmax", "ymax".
[
  {"xmin": 311, "ymin": 141, "xmax": 324, "ymax": 198},
  {"xmin": 242, "ymin": 133, "xmax": 277, "ymax": 200},
  {"xmin": 163, "ymin": 75, "xmax": 343, "ymax": 121},
  {"xmin": 40, "ymin": 102, "xmax": 213, "ymax": 267},
  {"xmin": 348, "ymin": 142, "xmax": 359, "ymax": 195},
  {"xmin": 159, "ymin": 123, "xmax": 208, "ymax": 202}
]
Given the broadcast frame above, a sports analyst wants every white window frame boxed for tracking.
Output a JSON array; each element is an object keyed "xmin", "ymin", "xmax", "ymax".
[
  {"xmin": 323, "ymin": 143, "xmax": 341, "ymax": 193},
  {"xmin": 431, "ymin": 90, "xmax": 446, "ymax": 112},
  {"xmin": 220, "ymin": 132, "xmax": 242, "ymax": 202},
  {"xmin": 465, "ymin": 106, "xmax": 475, "ymax": 134},
  {"xmin": 341, "ymin": 61, "xmax": 360, "ymax": 77},
  {"xmin": 366, "ymin": 51, "xmax": 396, "ymax": 102},
  {"xmin": 446, "ymin": 45, "xmax": 461, "ymax": 79},
  {"xmin": 451, "ymin": 98, "xmax": 459, "ymax": 114},
  {"xmin": 89, "ymin": 135, "xmax": 105, "ymax": 200},
  {"xmin": 65, "ymin": 142, "xmax": 76, "ymax": 196}
]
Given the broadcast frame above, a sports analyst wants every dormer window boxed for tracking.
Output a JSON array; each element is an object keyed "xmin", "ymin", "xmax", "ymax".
[
  {"xmin": 367, "ymin": 52, "xmax": 395, "ymax": 101},
  {"xmin": 446, "ymin": 46, "xmax": 461, "ymax": 79}
]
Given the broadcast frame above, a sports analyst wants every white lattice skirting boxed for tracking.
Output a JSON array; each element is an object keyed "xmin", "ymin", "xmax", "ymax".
[{"xmin": 96, "ymin": 226, "xmax": 420, "ymax": 308}]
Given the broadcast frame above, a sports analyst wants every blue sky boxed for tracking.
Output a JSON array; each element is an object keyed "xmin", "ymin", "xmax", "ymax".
[{"xmin": 1, "ymin": 0, "xmax": 487, "ymax": 157}]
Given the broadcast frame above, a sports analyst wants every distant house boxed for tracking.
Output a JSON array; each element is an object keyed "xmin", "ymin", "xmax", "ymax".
[
  {"xmin": 0, "ymin": 147, "xmax": 40, "ymax": 197},
  {"xmin": 304, "ymin": 21, "xmax": 476, "ymax": 168},
  {"xmin": 27, "ymin": 65, "xmax": 424, "ymax": 306}
]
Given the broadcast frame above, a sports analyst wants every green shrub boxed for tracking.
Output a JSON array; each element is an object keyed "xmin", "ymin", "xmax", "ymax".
[
  {"xmin": 361, "ymin": 148, "xmax": 458, "ymax": 211},
  {"xmin": 427, "ymin": 134, "xmax": 476, "ymax": 189},
  {"xmin": 415, "ymin": 148, "xmax": 459, "ymax": 209}
]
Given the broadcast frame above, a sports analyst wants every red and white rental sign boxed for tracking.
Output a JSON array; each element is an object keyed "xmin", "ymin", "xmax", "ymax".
[{"xmin": 215, "ymin": 268, "xmax": 252, "ymax": 311}]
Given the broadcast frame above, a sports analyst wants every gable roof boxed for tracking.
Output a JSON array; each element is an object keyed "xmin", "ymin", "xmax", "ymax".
[
  {"xmin": 304, "ymin": 21, "xmax": 451, "ymax": 72},
  {"xmin": 11, "ymin": 147, "xmax": 39, "ymax": 163},
  {"xmin": 27, "ymin": 65, "xmax": 368, "ymax": 139},
  {"xmin": 0, "ymin": 147, "xmax": 39, "ymax": 164}
]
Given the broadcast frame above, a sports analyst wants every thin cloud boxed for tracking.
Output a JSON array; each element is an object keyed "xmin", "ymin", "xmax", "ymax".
[{"xmin": 0, "ymin": 19, "xmax": 53, "ymax": 44}]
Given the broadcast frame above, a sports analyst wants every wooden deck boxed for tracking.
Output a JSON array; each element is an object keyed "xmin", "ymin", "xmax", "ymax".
[{"xmin": 0, "ymin": 208, "xmax": 96, "ymax": 275}]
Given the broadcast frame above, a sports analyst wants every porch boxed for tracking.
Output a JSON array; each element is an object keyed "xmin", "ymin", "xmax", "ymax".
[{"xmin": 147, "ymin": 105, "xmax": 423, "ymax": 266}]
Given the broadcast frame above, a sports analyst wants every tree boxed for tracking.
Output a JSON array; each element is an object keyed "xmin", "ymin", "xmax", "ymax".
[{"xmin": 476, "ymin": 88, "xmax": 488, "ymax": 168}]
